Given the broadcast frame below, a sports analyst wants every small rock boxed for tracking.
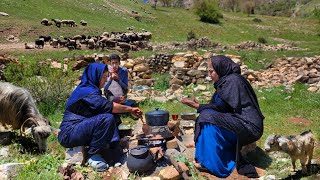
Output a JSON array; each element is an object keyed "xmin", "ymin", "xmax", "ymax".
[
  {"xmin": 195, "ymin": 84, "xmax": 206, "ymax": 91},
  {"xmin": 307, "ymin": 86, "xmax": 318, "ymax": 93},
  {"xmin": 165, "ymin": 149, "xmax": 181, "ymax": 158},
  {"xmin": 166, "ymin": 138, "xmax": 178, "ymax": 149},
  {"xmin": 142, "ymin": 177, "xmax": 161, "ymax": 180},
  {"xmin": 65, "ymin": 146, "xmax": 84, "ymax": 165},
  {"xmin": 0, "ymin": 147, "xmax": 9, "ymax": 157},
  {"xmin": 265, "ymin": 175, "xmax": 276, "ymax": 180},
  {"xmin": 0, "ymin": 163, "xmax": 25, "ymax": 180},
  {"xmin": 173, "ymin": 61, "xmax": 186, "ymax": 68},
  {"xmin": 154, "ymin": 96, "xmax": 168, "ymax": 102},
  {"xmin": 159, "ymin": 165, "xmax": 181, "ymax": 180},
  {"xmin": 177, "ymin": 162, "xmax": 189, "ymax": 173},
  {"xmin": 133, "ymin": 64, "xmax": 149, "ymax": 72}
]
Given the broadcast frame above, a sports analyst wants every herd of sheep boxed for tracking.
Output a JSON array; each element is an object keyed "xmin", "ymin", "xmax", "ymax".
[
  {"xmin": 41, "ymin": 18, "xmax": 87, "ymax": 27},
  {"xmin": 25, "ymin": 31, "xmax": 152, "ymax": 52}
]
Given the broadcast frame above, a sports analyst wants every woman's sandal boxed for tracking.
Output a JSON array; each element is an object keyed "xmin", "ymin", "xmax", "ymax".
[
  {"xmin": 193, "ymin": 161, "xmax": 210, "ymax": 173},
  {"xmin": 87, "ymin": 154, "xmax": 109, "ymax": 172}
]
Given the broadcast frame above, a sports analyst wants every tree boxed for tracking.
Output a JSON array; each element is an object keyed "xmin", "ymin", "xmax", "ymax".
[
  {"xmin": 220, "ymin": 0, "xmax": 240, "ymax": 12},
  {"xmin": 241, "ymin": 0, "xmax": 255, "ymax": 16},
  {"xmin": 159, "ymin": 0, "xmax": 173, "ymax": 7},
  {"xmin": 194, "ymin": 0, "xmax": 223, "ymax": 24}
]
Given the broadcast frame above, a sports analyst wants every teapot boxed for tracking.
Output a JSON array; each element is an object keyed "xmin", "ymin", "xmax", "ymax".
[{"xmin": 127, "ymin": 145, "xmax": 155, "ymax": 174}]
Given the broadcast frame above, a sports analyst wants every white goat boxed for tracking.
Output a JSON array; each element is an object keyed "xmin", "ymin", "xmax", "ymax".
[{"xmin": 0, "ymin": 82, "xmax": 52, "ymax": 152}]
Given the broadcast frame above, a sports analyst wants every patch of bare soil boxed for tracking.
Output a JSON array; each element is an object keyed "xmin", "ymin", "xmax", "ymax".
[
  {"xmin": 199, "ymin": 166, "xmax": 266, "ymax": 180},
  {"xmin": 0, "ymin": 27, "xmax": 21, "ymax": 38},
  {"xmin": 287, "ymin": 117, "xmax": 312, "ymax": 127},
  {"xmin": 0, "ymin": 42, "xmax": 66, "ymax": 53}
]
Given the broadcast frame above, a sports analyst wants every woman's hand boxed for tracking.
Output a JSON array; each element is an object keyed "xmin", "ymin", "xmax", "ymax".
[
  {"xmin": 181, "ymin": 97, "xmax": 199, "ymax": 109},
  {"xmin": 130, "ymin": 107, "xmax": 143, "ymax": 119}
]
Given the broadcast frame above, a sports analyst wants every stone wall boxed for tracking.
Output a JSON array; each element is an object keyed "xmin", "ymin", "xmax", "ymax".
[
  {"xmin": 1, "ymin": 52, "xmax": 319, "ymax": 93},
  {"xmin": 249, "ymin": 56, "xmax": 320, "ymax": 89}
]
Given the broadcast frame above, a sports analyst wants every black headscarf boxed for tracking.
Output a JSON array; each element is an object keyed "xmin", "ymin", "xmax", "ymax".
[
  {"xmin": 211, "ymin": 55, "xmax": 241, "ymax": 81},
  {"xmin": 210, "ymin": 55, "xmax": 264, "ymax": 119}
]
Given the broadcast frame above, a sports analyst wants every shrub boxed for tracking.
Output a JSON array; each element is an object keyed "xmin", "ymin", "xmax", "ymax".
[
  {"xmin": 194, "ymin": 0, "xmax": 223, "ymax": 24},
  {"xmin": 253, "ymin": 18, "xmax": 262, "ymax": 23},
  {"xmin": 152, "ymin": 73, "xmax": 170, "ymax": 92},
  {"xmin": 4, "ymin": 61, "xmax": 79, "ymax": 115},
  {"xmin": 258, "ymin": 37, "xmax": 267, "ymax": 44},
  {"xmin": 313, "ymin": 7, "xmax": 320, "ymax": 21},
  {"xmin": 187, "ymin": 30, "xmax": 197, "ymax": 41}
]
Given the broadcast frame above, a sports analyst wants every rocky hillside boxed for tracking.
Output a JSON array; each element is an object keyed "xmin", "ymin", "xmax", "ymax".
[{"xmin": 146, "ymin": 0, "xmax": 320, "ymax": 17}]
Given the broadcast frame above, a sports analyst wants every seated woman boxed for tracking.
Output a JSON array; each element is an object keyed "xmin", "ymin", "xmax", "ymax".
[
  {"xmin": 58, "ymin": 63, "xmax": 143, "ymax": 172},
  {"xmin": 181, "ymin": 55, "xmax": 264, "ymax": 178}
]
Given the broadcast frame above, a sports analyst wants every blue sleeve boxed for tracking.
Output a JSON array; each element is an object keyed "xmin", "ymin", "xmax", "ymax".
[
  {"xmin": 103, "ymin": 80, "xmax": 112, "ymax": 96},
  {"xmin": 117, "ymin": 67, "xmax": 128, "ymax": 92},
  {"xmin": 83, "ymin": 93, "xmax": 113, "ymax": 114}
]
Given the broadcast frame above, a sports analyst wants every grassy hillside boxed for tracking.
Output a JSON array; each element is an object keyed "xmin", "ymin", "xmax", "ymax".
[
  {"xmin": 0, "ymin": 0, "xmax": 319, "ymax": 45},
  {"xmin": 1, "ymin": 0, "xmax": 320, "ymax": 71}
]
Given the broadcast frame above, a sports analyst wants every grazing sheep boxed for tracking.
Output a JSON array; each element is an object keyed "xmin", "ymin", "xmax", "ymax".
[
  {"xmin": 117, "ymin": 42, "xmax": 131, "ymax": 52},
  {"xmin": 72, "ymin": 35, "xmax": 82, "ymax": 41},
  {"xmin": 80, "ymin": 20, "xmax": 87, "ymax": 26},
  {"xmin": 39, "ymin": 35, "xmax": 52, "ymax": 44},
  {"xmin": 264, "ymin": 130, "xmax": 315, "ymax": 174},
  {"xmin": 25, "ymin": 43, "xmax": 35, "ymax": 49},
  {"xmin": 87, "ymin": 38, "xmax": 96, "ymax": 49},
  {"xmin": 40, "ymin": 18, "xmax": 49, "ymax": 25},
  {"xmin": 62, "ymin": 20, "xmax": 76, "ymax": 27},
  {"xmin": 0, "ymin": 82, "xmax": 52, "ymax": 152},
  {"xmin": 35, "ymin": 38, "xmax": 45, "ymax": 49},
  {"xmin": 50, "ymin": 39, "xmax": 59, "ymax": 48},
  {"xmin": 51, "ymin": 19, "xmax": 61, "ymax": 28}
]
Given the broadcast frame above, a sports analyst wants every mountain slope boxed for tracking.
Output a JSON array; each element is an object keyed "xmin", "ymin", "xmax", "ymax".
[{"xmin": 0, "ymin": 0, "xmax": 319, "ymax": 55}]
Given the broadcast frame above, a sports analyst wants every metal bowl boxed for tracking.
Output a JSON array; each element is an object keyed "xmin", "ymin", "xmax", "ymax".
[
  {"xmin": 180, "ymin": 113, "xmax": 197, "ymax": 120},
  {"xmin": 118, "ymin": 124, "xmax": 132, "ymax": 137}
]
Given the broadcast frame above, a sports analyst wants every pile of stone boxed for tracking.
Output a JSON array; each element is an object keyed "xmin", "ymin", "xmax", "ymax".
[
  {"xmin": 146, "ymin": 53, "xmax": 174, "ymax": 73},
  {"xmin": 249, "ymin": 56, "xmax": 320, "ymax": 91},
  {"xmin": 232, "ymin": 41, "xmax": 307, "ymax": 51},
  {"xmin": 169, "ymin": 52, "xmax": 206, "ymax": 88},
  {"xmin": 151, "ymin": 37, "xmax": 221, "ymax": 52}
]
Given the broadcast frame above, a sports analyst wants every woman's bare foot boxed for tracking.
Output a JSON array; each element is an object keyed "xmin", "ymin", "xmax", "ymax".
[{"xmin": 193, "ymin": 161, "xmax": 209, "ymax": 172}]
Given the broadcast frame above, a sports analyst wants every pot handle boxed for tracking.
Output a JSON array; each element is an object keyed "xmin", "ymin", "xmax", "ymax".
[{"xmin": 155, "ymin": 107, "xmax": 159, "ymax": 111}]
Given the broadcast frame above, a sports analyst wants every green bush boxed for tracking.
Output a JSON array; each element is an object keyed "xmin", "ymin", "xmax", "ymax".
[
  {"xmin": 194, "ymin": 0, "xmax": 223, "ymax": 24},
  {"xmin": 4, "ymin": 61, "xmax": 78, "ymax": 116},
  {"xmin": 253, "ymin": 18, "xmax": 262, "ymax": 23},
  {"xmin": 313, "ymin": 7, "xmax": 320, "ymax": 20},
  {"xmin": 258, "ymin": 37, "xmax": 268, "ymax": 44},
  {"xmin": 152, "ymin": 73, "xmax": 171, "ymax": 92},
  {"xmin": 187, "ymin": 30, "xmax": 197, "ymax": 41}
]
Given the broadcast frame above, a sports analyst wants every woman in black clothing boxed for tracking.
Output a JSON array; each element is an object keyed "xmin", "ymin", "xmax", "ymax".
[{"xmin": 181, "ymin": 55, "xmax": 264, "ymax": 178}]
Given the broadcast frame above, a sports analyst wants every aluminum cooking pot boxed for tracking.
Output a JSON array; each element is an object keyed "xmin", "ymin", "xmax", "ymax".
[{"xmin": 145, "ymin": 108, "xmax": 169, "ymax": 126}]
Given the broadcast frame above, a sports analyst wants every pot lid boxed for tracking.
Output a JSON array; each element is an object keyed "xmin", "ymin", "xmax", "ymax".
[
  {"xmin": 146, "ymin": 108, "xmax": 169, "ymax": 116},
  {"xmin": 130, "ymin": 145, "xmax": 149, "ymax": 156}
]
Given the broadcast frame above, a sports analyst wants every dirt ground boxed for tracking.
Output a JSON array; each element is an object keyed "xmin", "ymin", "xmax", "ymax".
[{"xmin": 0, "ymin": 42, "xmax": 64, "ymax": 53}]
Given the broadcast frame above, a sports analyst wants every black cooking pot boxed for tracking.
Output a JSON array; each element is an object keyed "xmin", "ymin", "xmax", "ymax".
[
  {"xmin": 145, "ymin": 108, "xmax": 169, "ymax": 126},
  {"xmin": 127, "ymin": 145, "xmax": 155, "ymax": 174}
]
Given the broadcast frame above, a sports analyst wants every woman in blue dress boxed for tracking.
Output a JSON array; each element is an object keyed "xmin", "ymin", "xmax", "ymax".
[
  {"xmin": 181, "ymin": 55, "xmax": 264, "ymax": 178},
  {"xmin": 58, "ymin": 63, "xmax": 143, "ymax": 171}
]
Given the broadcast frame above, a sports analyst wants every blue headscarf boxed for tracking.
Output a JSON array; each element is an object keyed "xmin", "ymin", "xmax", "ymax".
[{"xmin": 66, "ymin": 63, "xmax": 107, "ymax": 108}]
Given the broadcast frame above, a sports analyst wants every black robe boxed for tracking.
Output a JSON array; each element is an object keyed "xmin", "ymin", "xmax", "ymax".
[{"xmin": 195, "ymin": 73, "xmax": 264, "ymax": 146}]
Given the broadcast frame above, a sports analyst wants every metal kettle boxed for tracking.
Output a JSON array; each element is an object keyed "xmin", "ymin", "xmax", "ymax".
[{"xmin": 127, "ymin": 145, "xmax": 155, "ymax": 174}]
